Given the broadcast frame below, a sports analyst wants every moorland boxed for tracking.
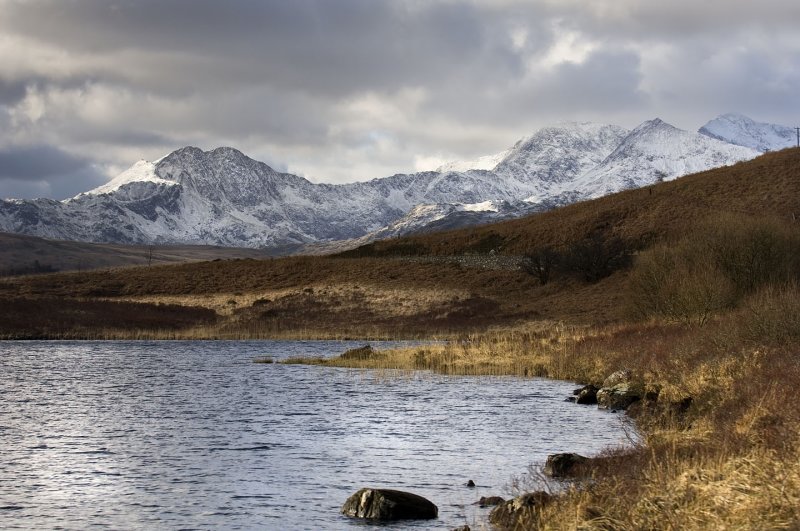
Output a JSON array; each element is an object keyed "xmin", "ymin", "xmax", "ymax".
[{"xmin": 2, "ymin": 148, "xmax": 799, "ymax": 529}]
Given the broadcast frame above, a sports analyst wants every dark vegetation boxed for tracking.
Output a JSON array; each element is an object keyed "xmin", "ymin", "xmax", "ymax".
[
  {"xmin": 0, "ymin": 298, "xmax": 216, "ymax": 339},
  {"xmin": 0, "ymin": 259, "xmax": 59, "ymax": 277}
]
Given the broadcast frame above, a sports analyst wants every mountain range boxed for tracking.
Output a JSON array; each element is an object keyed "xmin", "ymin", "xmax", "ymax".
[{"xmin": 0, "ymin": 113, "xmax": 793, "ymax": 248}]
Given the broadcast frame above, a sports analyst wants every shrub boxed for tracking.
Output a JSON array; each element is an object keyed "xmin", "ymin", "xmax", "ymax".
[
  {"xmin": 741, "ymin": 283, "xmax": 800, "ymax": 344},
  {"xmin": 701, "ymin": 214, "xmax": 800, "ymax": 295},
  {"xmin": 564, "ymin": 233, "xmax": 632, "ymax": 282},
  {"xmin": 629, "ymin": 214, "xmax": 800, "ymax": 323},
  {"xmin": 521, "ymin": 247, "xmax": 559, "ymax": 285}
]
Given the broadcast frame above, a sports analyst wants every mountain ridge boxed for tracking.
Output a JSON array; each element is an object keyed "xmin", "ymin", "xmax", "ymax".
[{"xmin": 0, "ymin": 113, "xmax": 788, "ymax": 248}]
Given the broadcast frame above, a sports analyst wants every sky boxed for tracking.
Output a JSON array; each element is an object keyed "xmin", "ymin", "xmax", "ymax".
[{"xmin": 1, "ymin": 0, "xmax": 799, "ymax": 200}]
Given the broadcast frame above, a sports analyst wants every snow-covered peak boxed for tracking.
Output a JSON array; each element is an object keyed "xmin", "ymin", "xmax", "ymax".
[
  {"xmin": 492, "ymin": 121, "xmax": 629, "ymax": 185},
  {"xmin": 699, "ymin": 113, "xmax": 796, "ymax": 152},
  {"xmin": 436, "ymin": 149, "xmax": 511, "ymax": 173},
  {"xmin": 82, "ymin": 160, "xmax": 177, "ymax": 197},
  {"xmin": 577, "ymin": 118, "xmax": 760, "ymax": 198}
]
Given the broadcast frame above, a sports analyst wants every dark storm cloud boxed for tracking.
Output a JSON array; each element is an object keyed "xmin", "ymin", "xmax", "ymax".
[
  {"xmin": 0, "ymin": 144, "xmax": 106, "ymax": 199},
  {"xmin": 0, "ymin": 78, "xmax": 27, "ymax": 106},
  {"xmin": 1, "ymin": 0, "xmax": 526, "ymax": 96},
  {"xmin": 0, "ymin": 145, "xmax": 91, "ymax": 180}
]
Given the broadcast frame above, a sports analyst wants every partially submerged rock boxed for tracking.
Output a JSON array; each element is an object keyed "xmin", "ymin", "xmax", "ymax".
[
  {"xmin": 476, "ymin": 495, "xmax": 505, "ymax": 507},
  {"xmin": 341, "ymin": 488, "xmax": 438, "ymax": 521},
  {"xmin": 543, "ymin": 452, "xmax": 588, "ymax": 477},
  {"xmin": 489, "ymin": 491, "xmax": 551, "ymax": 529},
  {"xmin": 575, "ymin": 384, "xmax": 599, "ymax": 405}
]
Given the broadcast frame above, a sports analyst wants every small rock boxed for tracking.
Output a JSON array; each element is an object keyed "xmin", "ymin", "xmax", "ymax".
[
  {"xmin": 452, "ymin": 526, "xmax": 471, "ymax": 531},
  {"xmin": 575, "ymin": 384, "xmax": 599, "ymax": 405},
  {"xmin": 490, "ymin": 491, "xmax": 551, "ymax": 528},
  {"xmin": 543, "ymin": 453, "xmax": 588, "ymax": 477},
  {"xmin": 466, "ymin": 479, "xmax": 475, "ymax": 487},
  {"xmin": 477, "ymin": 496, "xmax": 505, "ymax": 507},
  {"xmin": 340, "ymin": 345, "xmax": 379, "ymax": 360},
  {"xmin": 341, "ymin": 488, "xmax": 438, "ymax": 520}
]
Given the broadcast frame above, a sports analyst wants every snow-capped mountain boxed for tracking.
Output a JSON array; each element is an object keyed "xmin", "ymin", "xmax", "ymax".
[
  {"xmin": 699, "ymin": 113, "xmax": 796, "ymax": 152},
  {"xmin": 436, "ymin": 149, "xmax": 511, "ymax": 173},
  {"xmin": 0, "ymin": 146, "xmax": 545, "ymax": 247},
  {"xmin": 576, "ymin": 118, "xmax": 759, "ymax": 198},
  {"xmin": 0, "ymin": 115, "xmax": 777, "ymax": 248},
  {"xmin": 492, "ymin": 122, "xmax": 630, "ymax": 202}
]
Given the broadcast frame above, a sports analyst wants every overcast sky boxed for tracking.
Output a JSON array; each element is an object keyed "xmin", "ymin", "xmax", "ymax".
[{"xmin": 1, "ymin": 0, "xmax": 799, "ymax": 199}]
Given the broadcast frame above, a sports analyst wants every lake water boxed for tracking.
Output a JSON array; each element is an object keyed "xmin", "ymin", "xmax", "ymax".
[{"xmin": 0, "ymin": 341, "xmax": 632, "ymax": 530}]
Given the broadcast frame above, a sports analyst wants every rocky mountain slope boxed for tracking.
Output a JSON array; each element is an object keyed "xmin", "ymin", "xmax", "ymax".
[
  {"xmin": 699, "ymin": 113, "xmax": 796, "ymax": 152},
  {"xmin": 0, "ymin": 114, "xmax": 777, "ymax": 248}
]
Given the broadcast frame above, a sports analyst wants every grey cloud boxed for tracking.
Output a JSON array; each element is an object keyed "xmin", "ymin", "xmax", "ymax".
[
  {"xmin": 0, "ymin": 145, "xmax": 107, "ymax": 199},
  {"xmin": 0, "ymin": 0, "xmax": 798, "ymax": 198},
  {"xmin": 2, "ymin": 0, "xmax": 528, "ymax": 97},
  {"xmin": 534, "ymin": 50, "xmax": 646, "ymax": 113},
  {"xmin": 0, "ymin": 78, "xmax": 27, "ymax": 106}
]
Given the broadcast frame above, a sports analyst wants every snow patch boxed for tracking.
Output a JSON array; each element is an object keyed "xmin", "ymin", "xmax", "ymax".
[
  {"xmin": 82, "ymin": 160, "xmax": 177, "ymax": 197},
  {"xmin": 436, "ymin": 149, "xmax": 510, "ymax": 173}
]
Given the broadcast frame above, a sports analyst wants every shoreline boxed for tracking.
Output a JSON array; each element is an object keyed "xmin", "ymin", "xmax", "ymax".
[{"xmin": 283, "ymin": 319, "xmax": 800, "ymax": 529}]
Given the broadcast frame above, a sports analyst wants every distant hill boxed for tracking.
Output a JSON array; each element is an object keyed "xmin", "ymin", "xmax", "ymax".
[{"xmin": 0, "ymin": 232, "xmax": 290, "ymax": 276}]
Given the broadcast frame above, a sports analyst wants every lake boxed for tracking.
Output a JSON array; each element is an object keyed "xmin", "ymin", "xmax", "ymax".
[{"xmin": 0, "ymin": 341, "xmax": 632, "ymax": 529}]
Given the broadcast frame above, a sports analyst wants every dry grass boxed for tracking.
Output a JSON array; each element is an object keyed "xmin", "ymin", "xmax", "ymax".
[{"xmin": 0, "ymin": 255, "xmax": 633, "ymax": 338}]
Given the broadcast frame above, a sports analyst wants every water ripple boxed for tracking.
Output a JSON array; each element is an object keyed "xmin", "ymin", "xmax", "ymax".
[{"xmin": 0, "ymin": 340, "xmax": 631, "ymax": 530}]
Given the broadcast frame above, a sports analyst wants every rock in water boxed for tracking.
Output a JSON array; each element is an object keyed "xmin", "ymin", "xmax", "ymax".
[
  {"xmin": 341, "ymin": 488, "xmax": 438, "ymax": 520},
  {"xmin": 575, "ymin": 384, "xmax": 599, "ymax": 405},
  {"xmin": 477, "ymin": 496, "xmax": 506, "ymax": 507}
]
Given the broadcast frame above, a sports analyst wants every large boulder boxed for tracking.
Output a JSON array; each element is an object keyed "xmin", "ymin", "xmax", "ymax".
[
  {"xmin": 597, "ymin": 382, "xmax": 644, "ymax": 410},
  {"xmin": 341, "ymin": 488, "xmax": 438, "ymax": 520},
  {"xmin": 543, "ymin": 453, "xmax": 588, "ymax": 477},
  {"xmin": 602, "ymin": 369, "xmax": 632, "ymax": 388},
  {"xmin": 489, "ymin": 491, "xmax": 552, "ymax": 529}
]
